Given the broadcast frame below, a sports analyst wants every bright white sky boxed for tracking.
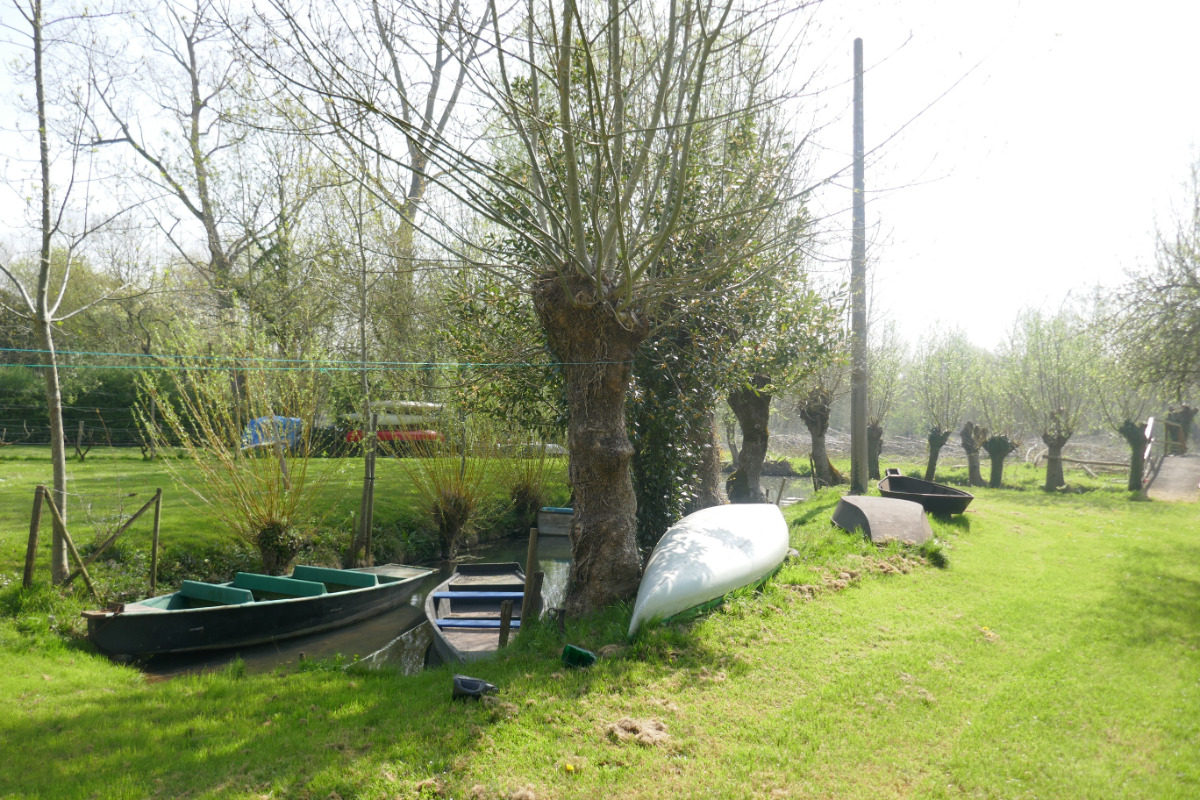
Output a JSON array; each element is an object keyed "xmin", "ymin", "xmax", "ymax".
[
  {"xmin": 3, "ymin": 0, "xmax": 1198, "ymax": 354},
  {"xmin": 803, "ymin": 0, "xmax": 1200, "ymax": 350}
]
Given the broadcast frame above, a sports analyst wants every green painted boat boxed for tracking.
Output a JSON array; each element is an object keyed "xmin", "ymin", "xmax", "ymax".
[{"xmin": 82, "ymin": 564, "xmax": 432, "ymax": 657}]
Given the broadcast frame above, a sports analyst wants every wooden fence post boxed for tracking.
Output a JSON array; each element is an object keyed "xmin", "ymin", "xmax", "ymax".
[
  {"xmin": 522, "ymin": 526, "xmax": 539, "ymax": 609},
  {"xmin": 498, "ymin": 600, "xmax": 513, "ymax": 648},
  {"xmin": 23, "ymin": 485, "xmax": 45, "ymax": 588},
  {"xmin": 150, "ymin": 488, "xmax": 162, "ymax": 595}
]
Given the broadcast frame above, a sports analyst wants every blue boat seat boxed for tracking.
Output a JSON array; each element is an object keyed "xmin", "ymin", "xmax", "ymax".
[
  {"xmin": 179, "ymin": 580, "xmax": 254, "ymax": 606},
  {"xmin": 435, "ymin": 619, "xmax": 522, "ymax": 629},
  {"xmin": 432, "ymin": 591, "xmax": 525, "ymax": 601}
]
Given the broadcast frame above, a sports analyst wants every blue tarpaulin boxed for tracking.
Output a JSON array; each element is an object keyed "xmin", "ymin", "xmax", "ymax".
[{"xmin": 241, "ymin": 416, "xmax": 304, "ymax": 451}]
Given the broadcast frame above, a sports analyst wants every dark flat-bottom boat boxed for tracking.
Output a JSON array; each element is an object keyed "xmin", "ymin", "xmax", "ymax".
[
  {"xmin": 424, "ymin": 562, "xmax": 526, "ymax": 664},
  {"xmin": 878, "ymin": 469, "xmax": 974, "ymax": 515},
  {"xmin": 83, "ymin": 564, "xmax": 432, "ymax": 658}
]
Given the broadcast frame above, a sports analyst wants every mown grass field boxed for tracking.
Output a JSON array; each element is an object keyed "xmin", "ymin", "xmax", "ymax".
[
  {"xmin": 1, "ymin": 449, "xmax": 1198, "ymax": 799},
  {"xmin": 0, "ymin": 445, "xmax": 571, "ymax": 583}
]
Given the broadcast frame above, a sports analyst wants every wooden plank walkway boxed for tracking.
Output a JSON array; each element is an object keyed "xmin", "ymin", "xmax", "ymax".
[{"xmin": 1146, "ymin": 454, "xmax": 1200, "ymax": 502}]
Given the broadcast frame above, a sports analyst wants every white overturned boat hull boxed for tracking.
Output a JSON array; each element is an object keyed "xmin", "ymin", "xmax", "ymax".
[{"xmin": 628, "ymin": 504, "xmax": 789, "ymax": 637}]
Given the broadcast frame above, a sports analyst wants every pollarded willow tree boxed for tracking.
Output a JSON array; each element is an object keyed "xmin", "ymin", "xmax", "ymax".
[
  {"xmin": 1006, "ymin": 306, "xmax": 1095, "ymax": 491},
  {"xmin": 973, "ymin": 349, "xmax": 1022, "ymax": 488},
  {"xmin": 252, "ymin": 0, "xmax": 823, "ymax": 615},
  {"xmin": 865, "ymin": 321, "xmax": 906, "ymax": 480},
  {"xmin": 912, "ymin": 328, "xmax": 975, "ymax": 481}
]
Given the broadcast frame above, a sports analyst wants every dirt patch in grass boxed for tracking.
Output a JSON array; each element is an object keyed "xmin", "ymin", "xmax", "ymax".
[{"xmin": 605, "ymin": 717, "xmax": 670, "ymax": 746}]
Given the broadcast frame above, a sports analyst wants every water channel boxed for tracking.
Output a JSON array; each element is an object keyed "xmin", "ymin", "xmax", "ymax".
[
  {"xmin": 140, "ymin": 534, "xmax": 574, "ymax": 679},
  {"xmin": 138, "ymin": 484, "xmax": 808, "ymax": 679}
]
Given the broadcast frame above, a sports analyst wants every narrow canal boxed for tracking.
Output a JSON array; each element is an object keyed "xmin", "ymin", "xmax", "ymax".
[{"xmin": 140, "ymin": 534, "xmax": 574, "ymax": 679}]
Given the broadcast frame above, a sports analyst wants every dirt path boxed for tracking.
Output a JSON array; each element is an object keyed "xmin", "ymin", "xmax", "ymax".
[{"xmin": 1146, "ymin": 454, "xmax": 1200, "ymax": 502}]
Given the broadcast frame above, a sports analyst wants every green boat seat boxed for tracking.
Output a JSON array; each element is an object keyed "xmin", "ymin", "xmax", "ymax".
[
  {"xmin": 292, "ymin": 565, "xmax": 378, "ymax": 589},
  {"xmin": 434, "ymin": 619, "xmax": 522, "ymax": 629},
  {"xmin": 432, "ymin": 591, "xmax": 525, "ymax": 601},
  {"xmin": 232, "ymin": 572, "xmax": 327, "ymax": 598},
  {"xmin": 179, "ymin": 580, "xmax": 254, "ymax": 606}
]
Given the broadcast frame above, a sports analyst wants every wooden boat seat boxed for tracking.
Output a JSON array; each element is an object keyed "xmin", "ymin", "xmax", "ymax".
[
  {"xmin": 233, "ymin": 572, "xmax": 327, "ymax": 598},
  {"xmin": 179, "ymin": 580, "xmax": 254, "ymax": 606},
  {"xmin": 435, "ymin": 619, "xmax": 522, "ymax": 629},
  {"xmin": 292, "ymin": 565, "xmax": 378, "ymax": 590},
  {"xmin": 432, "ymin": 591, "xmax": 525, "ymax": 601}
]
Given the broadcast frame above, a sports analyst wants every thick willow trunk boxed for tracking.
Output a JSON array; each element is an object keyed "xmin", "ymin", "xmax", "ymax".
[
  {"xmin": 867, "ymin": 422, "xmax": 883, "ymax": 480},
  {"xmin": 924, "ymin": 427, "xmax": 952, "ymax": 482},
  {"xmin": 534, "ymin": 277, "xmax": 647, "ymax": 617},
  {"xmin": 960, "ymin": 421, "xmax": 987, "ymax": 487},
  {"xmin": 1119, "ymin": 419, "xmax": 1149, "ymax": 492},
  {"xmin": 982, "ymin": 434, "xmax": 1018, "ymax": 488},
  {"xmin": 1042, "ymin": 433, "xmax": 1069, "ymax": 490},
  {"xmin": 800, "ymin": 386, "xmax": 843, "ymax": 488},
  {"xmin": 727, "ymin": 376, "xmax": 771, "ymax": 503}
]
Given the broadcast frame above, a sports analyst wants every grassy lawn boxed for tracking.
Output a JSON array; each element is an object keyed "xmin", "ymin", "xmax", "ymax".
[
  {"xmin": 1, "ymin": 453, "xmax": 1198, "ymax": 798},
  {"xmin": 0, "ymin": 445, "xmax": 571, "ymax": 582}
]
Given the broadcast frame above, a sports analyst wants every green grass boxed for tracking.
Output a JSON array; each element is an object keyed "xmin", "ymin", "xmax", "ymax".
[
  {"xmin": 1, "ymin": 454, "xmax": 1198, "ymax": 798},
  {"xmin": 0, "ymin": 445, "xmax": 571, "ymax": 588}
]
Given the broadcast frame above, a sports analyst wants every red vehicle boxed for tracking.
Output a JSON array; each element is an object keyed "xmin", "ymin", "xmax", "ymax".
[{"xmin": 344, "ymin": 429, "xmax": 443, "ymax": 445}]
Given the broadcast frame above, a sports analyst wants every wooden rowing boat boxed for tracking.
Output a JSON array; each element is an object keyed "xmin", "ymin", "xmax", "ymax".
[
  {"xmin": 82, "ymin": 564, "xmax": 432, "ymax": 658},
  {"xmin": 424, "ymin": 562, "xmax": 526, "ymax": 664},
  {"xmin": 627, "ymin": 504, "xmax": 789, "ymax": 637},
  {"xmin": 877, "ymin": 469, "xmax": 974, "ymax": 515}
]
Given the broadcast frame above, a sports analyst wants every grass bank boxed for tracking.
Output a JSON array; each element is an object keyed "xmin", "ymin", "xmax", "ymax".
[{"xmin": 2, "ymin": 461, "xmax": 1197, "ymax": 799}]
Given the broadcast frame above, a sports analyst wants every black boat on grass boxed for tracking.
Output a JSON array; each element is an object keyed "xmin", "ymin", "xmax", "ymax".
[
  {"xmin": 83, "ymin": 564, "xmax": 432, "ymax": 658},
  {"xmin": 878, "ymin": 469, "xmax": 974, "ymax": 515}
]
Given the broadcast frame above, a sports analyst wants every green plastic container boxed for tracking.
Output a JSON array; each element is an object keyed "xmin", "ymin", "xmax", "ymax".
[{"xmin": 561, "ymin": 644, "xmax": 597, "ymax": 668}]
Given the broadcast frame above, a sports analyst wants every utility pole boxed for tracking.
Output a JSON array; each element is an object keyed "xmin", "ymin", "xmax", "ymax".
[{"xmin": 850, "ymin": 37, "xmax": 869, "ymax": 495}]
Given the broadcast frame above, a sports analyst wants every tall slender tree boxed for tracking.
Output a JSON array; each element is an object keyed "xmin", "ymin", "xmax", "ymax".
[{"xmin": 1, "ymin": 0, "xmax": 132, "ymax": 581}]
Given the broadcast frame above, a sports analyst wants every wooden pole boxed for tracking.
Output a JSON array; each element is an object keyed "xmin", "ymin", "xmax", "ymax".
[
  {"xmin": 42, "ymin": 492, "xmax": 97, "ymax": 599},
  {"xmin": 23, "ymin": 485, "xmax": 45, "ymax": 588},
  {"xmin": 364, "ymin": 412, "xmax": 378, "ymax": 566},
  {"xmin": 849, "ymin": 36, "xmax": 869, "ymax": 496},
  {"xmin": 148, "ymin": 397, "xmax": 157, "ymax": 460},
  {"xmin": 528, "ymin": 571, "xmax": 544, "ymax": 620},
  {"xmin": 498, "ymin": 599, "xmax": 513, "ymax": 648},
  {"xmin": 522, "ymin": 526, "xmax": 539, "ymax": 609},
  {"xmin": 150, "ymin": 488, "xmax": 162, "ymax": 595}
]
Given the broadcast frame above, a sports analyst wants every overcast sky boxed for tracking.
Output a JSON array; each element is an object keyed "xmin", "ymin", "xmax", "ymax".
[{"xmin": 805, "ymin": 0, "xmax": 1200, "ymax": 350}]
